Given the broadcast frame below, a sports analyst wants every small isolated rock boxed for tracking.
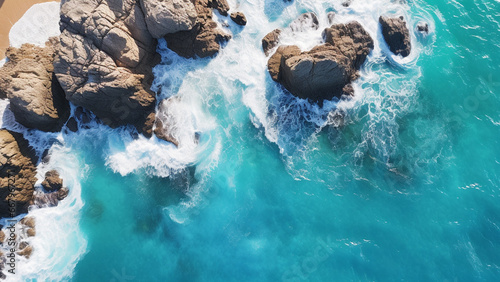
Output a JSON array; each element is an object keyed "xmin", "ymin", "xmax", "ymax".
[
  {"xmin": 262, "ymin": 29, "xmax": 282, "ymax": 56},
  {"xmin": 342, "ymin": 0, "xmax": 352, "ymax": 7},
  {"xmin": 379, "ymin": 16, "xmax": 412, "ymax": 57},
  {"xmin": 327, "ymin": 12, "xmax": 336, "ymax": 25},
  {"xmin": 230, "ymin": 12, "xmax": 247, "ymax": 26},
  {"xmin": 41, "ymin": 170, "xmax": 63, "ymax": 192},
  {"xmin": 289, "ymin": 12, "xmax": 319, "ymax": 32},
  {"xmin": 416, "ymin": 21, "xmax": 429, "ymax": 34},
  {"xmin": 0, "ymin": 231, "xmax": 4, "ymax": 243}
]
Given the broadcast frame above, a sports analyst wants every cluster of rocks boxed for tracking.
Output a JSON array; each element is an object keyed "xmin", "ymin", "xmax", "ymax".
[
  {"xmin": 263, "ymin": 12, "xmax": 414, "ymax": 102},
  {"xmin": 0, "ymin": 216, "xmax": 37, "ymax": 278},
  {"xmin": 0, "ymin": 129, "xmax": 69, "ymax": 219}
]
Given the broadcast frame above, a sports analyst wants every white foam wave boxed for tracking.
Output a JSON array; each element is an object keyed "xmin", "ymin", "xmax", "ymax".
[
  {"xmin": 5, "ymin": 146, "xmax": 87, "ymax": 281},
  {"xmin": 9, "ymin": 2, "xmax": 61, "ymax": 48}
]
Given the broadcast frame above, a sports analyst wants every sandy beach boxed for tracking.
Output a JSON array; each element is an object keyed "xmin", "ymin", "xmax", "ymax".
[{"xmin": 0, "ymin": 0, "xmax": 59, "ymax": 59}]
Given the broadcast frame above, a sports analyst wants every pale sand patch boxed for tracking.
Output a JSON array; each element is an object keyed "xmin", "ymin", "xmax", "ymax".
[{"xmin": 0, "ymin": 0, "xmax": 60, "ymax": 59}]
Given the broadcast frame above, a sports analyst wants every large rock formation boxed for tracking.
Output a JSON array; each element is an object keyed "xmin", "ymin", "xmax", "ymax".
[
  {"xmin": 379, "ymin": 16, "xmax": 411, "ymax": 57},
  {"xmin": 0, "ymin": 130, "xmax": 38, "ymax": 218},
  {"xmin": 164, "ymin": 0, "xmax": 232, "ymax": 58},
  {"xmin": 54, "ymin": 0, "xmax": 159, "ymax": 135},
  {"xmin": 0, "ymin": 40, "xmax": 70, "ymax": 132},
  {"xmin": 140, "ymin": 0, "xmax": 198, "ymax": 38},
  {"xmin": 268, "ymin": 21, "xmax": 374, "ymax": 102}
]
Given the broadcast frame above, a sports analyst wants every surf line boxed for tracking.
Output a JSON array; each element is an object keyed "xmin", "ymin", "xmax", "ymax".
[{"xmin": 6, "ymin": 170, "xmax": 17, "ymax": 274}]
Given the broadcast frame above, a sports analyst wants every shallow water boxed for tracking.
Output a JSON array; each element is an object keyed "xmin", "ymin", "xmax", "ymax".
[{"xmin": 4, "ymin": 0, "xmax": 500, "ymax": 280}]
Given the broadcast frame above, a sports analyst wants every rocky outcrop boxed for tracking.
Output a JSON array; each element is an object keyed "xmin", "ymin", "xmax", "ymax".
[
  {"xmin": 54, "ymin": 0, "xmax": 159, "ymax": 136},
  {"xmin": 0, "ymin": 40, "xmax": 70, "ymax": 132},
  {"xmin": 230, "ymin": 12, "xmax": 247, "ymax": 26},
  {"xmin": 379, "ymin": 16, "xmax": 411, "ymax": 57},
  {"xmin": 268, "ymin": 21, "xmax": 373, "ymax": 102},
  {"xmin": 41, "ymin": 170, "xmax": 63, "ymax": 192},
  {"xmin": 164, "ymin": 0, "xmax": 232, "ymax": 58},
  {"xmin": 0, "ymin": 130, "xmax": 38, "ymax": 218},
  {"xmin": 36, "ymin": 169, "xmax": 68, "ymax": 207},
  {"xmin": 262, "ymin": 29, "xmax": 281, "ymax": 56},
  {"xmin": 140, "ymin": 0, "xmax": 198, "ymax": 38}
]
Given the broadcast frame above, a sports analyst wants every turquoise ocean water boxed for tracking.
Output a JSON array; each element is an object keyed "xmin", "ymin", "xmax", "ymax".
[{"xmin": 13, "ymin": 0, "xmax": 500, "ymax": 281}]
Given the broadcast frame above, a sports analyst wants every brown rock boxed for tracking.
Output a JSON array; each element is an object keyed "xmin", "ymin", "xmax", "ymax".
[
  {"xmin": 0, "ymin": 39, "xmax": 70, "ymax": 132},
  {"xmin": 140, "ymin": 0, "xmax": 198, "ymax": 38},
  {"xmin": 0, "ymin": 231, "xmax": 4, "ymax": 243},
  {"xmin": 268, "ymin": 21, "xmax": 373, "ymax": 101},
  {"xmin": 379, "ymin": 16, "xmax": 411, "ymax": 57},
  {"xmin": 17, "ymin": 244, "xmax": 33, "ymax": 259},
  {"xmin": 230, "ymin": 12, "xmax": 247, "ymax": 26},
  {"xmin": 20, "ymin": 216, "xmax": 35, "ymax": 228},
  {"xmin": 0, "ymin": 130, "xmax": 37, "ymax": 218},
  {"xmin": 142, "ymin": 112, "xmax": 156, "ymax": 138},
  {"xmin": 32, "ymin": 186, "xmax": 69, "ymax": 208},
  {"xmin": 262, "ymin": 29, "xmax": 282, "ymax": 56},
  {"xmin": 164, "ymin": 0, "xmax": 231, "ymax": 58},
  {"xmin": 41, "ymin": 170, "xmax": 63, "ymax": 192},
  {"xmin": 267, "ymin": 45, "xmax": 301, "ymax": 81},
  {"xmin": 27, "ymin": 228, "xmax": 36, "ymax": 237},
  {"xmin": 208, "ymin": 0, "xmax": 230, "ymax": 16},
  {"xmin": 54, "ymin": 0, "xmax": 159, "ymax": 136}
]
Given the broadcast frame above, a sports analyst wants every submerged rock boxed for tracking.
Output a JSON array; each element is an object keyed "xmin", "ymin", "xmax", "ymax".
[
  {"xmin": 54, "ymin": 0, "xmax": 159, "ymax": 136},
  {"xmin": 0, "ymin": 39, "xmax": 70, "ymax": 132},
  {"xmin": 230, "ymin": 12, "xmax": 247, "ymax": 26},
  {"xmin": 327, "ymin": 12, "xmax": 336, "ymax": 25},
  {"xmin": 262, "ymin": 29, "xmax": 282, "ymax": 56},
  {"xmin": 379, "ymin": 16, "xmax": 411, "ymax": 57},
  {"xmin": 268, "ymin": 21, "xmax": 373, "ymax": 102},
  {"xmin": 289, "ymin": 12, "xmax": 319, "ymax": 32},
  {"xmin": 154, "ymin": 99, "xmax": 180, "ymax": 147},
  {"xmin": 0, "ymin": 130, "xmax": 38, "ymax": 218},
  {"xmin": 416, "ymin": 21, "xmax": 429, "ymax": 34},
  {"xmin": 164, "ymin": 0, "xmax": 232, "ymax": 58}
]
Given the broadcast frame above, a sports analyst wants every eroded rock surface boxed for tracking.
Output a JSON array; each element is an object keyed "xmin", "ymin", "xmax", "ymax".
[
  {"xmin": 164, "ymin": 0, "xmax": 232, "ymax": 58},
  {"xmin": 54, "ymin": 0, "xmax": 159, "ymax": 135},
  {"xmin": 262, "ymin": 29, "xmax": 281, "ymax": 56},
  {"xmin": 0, "ymin": 130, "xmax": 38, "ymax": 218},
  {"xmin": 140, "ymin": 0, "xmax": 198, "ymax": 38},
  {"xmin": 0, "ymin": 40, "xmax": 70, "ymax": 132},
  {"xmin": 268, "ymin": 21, "xmax": 374, "ymax": 102}
]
